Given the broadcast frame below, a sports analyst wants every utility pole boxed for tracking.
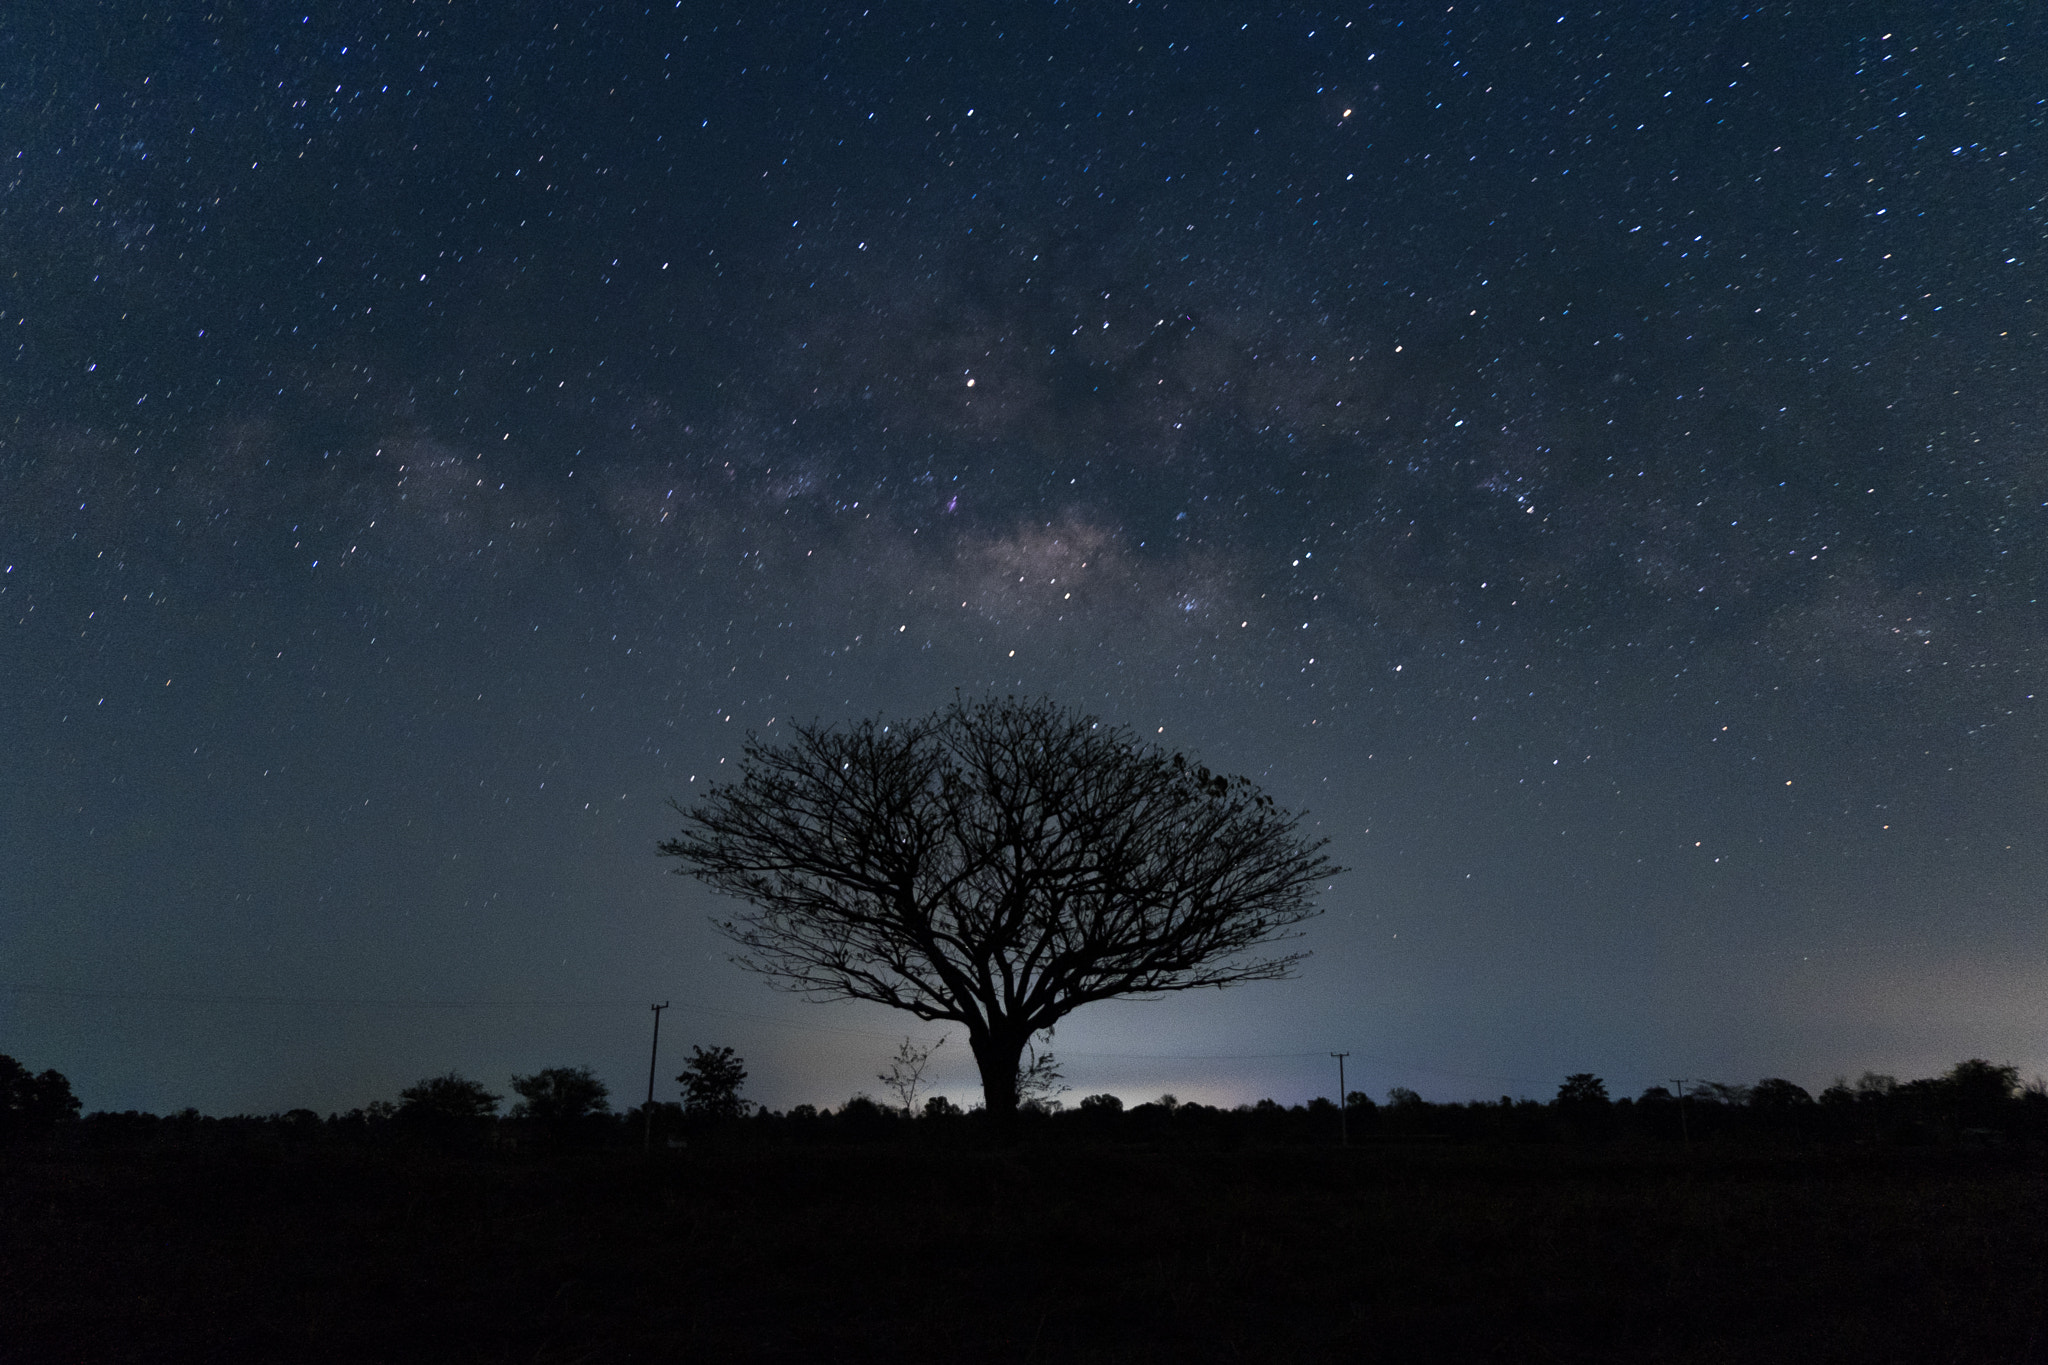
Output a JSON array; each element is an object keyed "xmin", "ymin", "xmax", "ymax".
[
  {"xmin": 1668, "ymin": 1076, "xmax": 1692, "ymax": 1149},
  {"xmin": 1331, "ymin": 1052, "xmax": 1351, "ymax": 1147},
  {"xmin": 644, "ymin": 1001, "xmax": 669, "ymax": 1152}
]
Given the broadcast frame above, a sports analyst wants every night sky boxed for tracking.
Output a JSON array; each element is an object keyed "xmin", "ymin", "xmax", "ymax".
[{"xmin": 4, "ymin": 2, "xmax": 2043, "ymax": 1118}]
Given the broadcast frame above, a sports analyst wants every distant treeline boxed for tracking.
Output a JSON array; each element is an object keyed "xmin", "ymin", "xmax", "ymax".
[{"xmin": 8, "ymin": 1052, "xmax": 2045, "ymax": 1151}]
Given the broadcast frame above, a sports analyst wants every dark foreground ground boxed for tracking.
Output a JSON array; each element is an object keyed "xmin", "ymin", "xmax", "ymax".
[{"xmin": 4, "ymin": 1139, "xmax": 2045, "ymax": 1363}]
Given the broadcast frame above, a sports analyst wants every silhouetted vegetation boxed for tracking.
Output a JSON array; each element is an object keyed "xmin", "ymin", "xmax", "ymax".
[
  {"xmin": 508, "ymin": 1066, "xmax": 612, "ymax": 1148},
  {"xmin": 877, "ymin": 1035, "xmax": 943, "ymax": 1115},
  {"xmin": 676, "ymin": 1044, "xmax": 749, "ymax": 1121},
  {"xmin": 0, "ymin": 1053, "xmax": 79, "ymax": 1144},
  {"xmin": 393, "ymin": 1071, "xmax": 502, "ymax": 1148},
  {"xmin": 7, "ymin": 1051, "xmax": 2041, "ymax": 1160},
  {"xmin": 4, "ymin": 1057, "xmax": 2046, "ymax": 1364},
  {"xmin": 4, "ymin": 1050, "xmax": 2047, "ymax": 1360}
]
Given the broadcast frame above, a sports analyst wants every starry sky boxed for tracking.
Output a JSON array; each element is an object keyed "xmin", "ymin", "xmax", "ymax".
[{"xmin": 3, "ymin": 1, "xmax": 2044, "ymax": 1117}]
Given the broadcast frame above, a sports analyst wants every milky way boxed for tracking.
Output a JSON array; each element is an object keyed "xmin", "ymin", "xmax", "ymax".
[{"xmin": 3, "ymin": 3, "xmax": 2042, "ymax": 1115}]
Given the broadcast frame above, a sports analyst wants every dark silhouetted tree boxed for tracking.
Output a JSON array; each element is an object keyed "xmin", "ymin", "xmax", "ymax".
[
  {"xmin": 397, "ymin": 1072, "xmax": 501, "ymax": 1121},
  {"xmin": 0, "ymin": 1055, "xmax": 80, "ymax": 1143},
  {"xmin": 1746, "ymin": 1077, "xmax": 1816, "ymax": 1136},
  {"xmin": 1554, "ymin": 1074, "xmax": 1613, "ymax": 1139},
  {"xmin": 1944, "ymin": 1059, "xmax": 2019, "ymax": 1104},
  {"xmin": 1749, "ymin": 1078, "xmax": 1814, "ymax": 1109},
  {"xmin": 1944, "ymin": 1058, "xmax": 2020, "ymax": 1127},
  {"xmin": 678, "ymin": 1045, "xmax": 749, "ymax": 1119},
  {"xmin": 660, "ymin": 695, "xmax": 1338, "ymax": 1123},
  {"xmin": 1693, "ymin": 1080, "xmax": 1751, "ymax": 1106},
  {"xmin": 395, "ymin": 1073, "xmax": 500, "ymax": 1142},
  {"xmin": 1556, "ymin": 1073, "xmax": 1610, "ymax": 1107},
  {"xmin": 835, "ymin": 1093, "xmax": 889, "ymax": 1129},
  {"xmin": 509, "ymin": 1066, "xmax": 611, "ymax": 1125}
]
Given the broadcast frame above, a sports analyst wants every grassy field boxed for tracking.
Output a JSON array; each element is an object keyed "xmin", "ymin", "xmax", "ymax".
[{"xmin": 4, "ymin": 1138, "xmax": 2045, "ymax": 1363}]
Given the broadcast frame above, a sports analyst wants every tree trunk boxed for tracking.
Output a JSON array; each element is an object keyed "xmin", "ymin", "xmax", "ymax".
[{"xmin": 968, "ymin": 1027, "xmax": 1024, "ymax": 1131}]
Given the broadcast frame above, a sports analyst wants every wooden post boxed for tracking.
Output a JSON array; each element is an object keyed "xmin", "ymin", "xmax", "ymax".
[
  {"xmin": 645, "ymin": 1002, "xmax": 669, "ymax": 1151},
  {"xmin": 1331, "ymin": 1052, "xmax": 1351, "ymax": 1147}
]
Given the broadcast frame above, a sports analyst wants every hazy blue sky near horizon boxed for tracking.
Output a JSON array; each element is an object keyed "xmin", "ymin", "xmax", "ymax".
[{"xmin": 3, "ymin": 1, "xmax": 2043, "ymax": 1117}]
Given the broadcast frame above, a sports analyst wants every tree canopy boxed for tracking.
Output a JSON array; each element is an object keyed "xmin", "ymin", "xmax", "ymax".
[
  {"xmin": 1556, "ymin": 1073, "xmax": 1611, "ymax": 1107},
  {"xmin": 396, "ymin": 1073, "xmax": 501, "ymax": 1127},
  {"xmin": 0, "ymin": 1055, "xmax": 80, "ymax": 1143},
  {"xmin": 509, "ymin": 1066, "xmax": 611, "ymax": 1125},
  {"xmin": 678, "ymin": 1045, "xmax": 749, "ymax": 1119},
  {"xmin": 660, "ymin": 695, "xmax": 1338, "ymax": 1121}
]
